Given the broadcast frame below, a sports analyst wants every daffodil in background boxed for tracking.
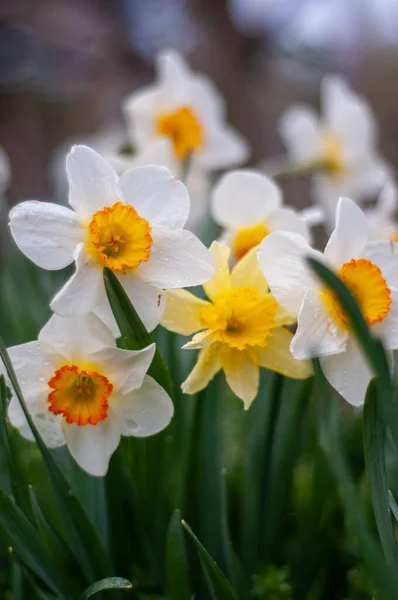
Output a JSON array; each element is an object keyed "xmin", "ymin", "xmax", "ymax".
[
  {"xmin": 279, "ymin": 76, "xmax": 390, "ymax": 228},
  {"xmin": 365, "ymin": 179, "xmax": 398, "ymax": 241},
  {"xmin": 161, "ymin": 241, "xmax": 312, "ymax": 408},
  {"xmin": 3, "ymin": 313, "xmax": 173, "ymax": 476},
  {"xmin": 258, "ymin": 197, "xmax": 398, "ymax": 406},
  {"xmin": 211, "ymin": 169, "xmax": 310, "ymax": 261},
  {"xmin": 9, "ymin": 145, "xmax": 215, "ymax": 335},
  {"xmin": 123, "ymin": 49, "xmax": 249, "ymax": 172}
]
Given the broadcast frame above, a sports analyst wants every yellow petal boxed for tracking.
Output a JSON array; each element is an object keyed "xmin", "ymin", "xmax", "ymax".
[
  {"xmin": 218, "ymin": 346, "xmax": 259, "ymax": 409},
  {"xmin": 181, "ymin": 344, "xmax": 221, "ymax": 395},
  {"xmin": 203, "ymin": 242, "xmax": 232, "ymax": 301},
  {"xmin": 255, "ymin": 328, "xmax": 313, "ymax": 379},
  {"xmin": 231, "ymin": 246, "xmax": 268, "ymax": 296},
  {"xmin": 161, "ymin": 289, "xmax": 210, "ymax": 335},
  {"xmin": 182, "ymin": 329, "xmax": 215, "ymax": 350},
  {"xmin": 275, "ymin": 305, "xmax": 297, "ymax": 327}
]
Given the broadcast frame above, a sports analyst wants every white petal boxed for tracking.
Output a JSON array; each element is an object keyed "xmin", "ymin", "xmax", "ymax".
[
  {"xmin": 372, "ymin": 288, "xmax": 398, "ymax": 350},
  {"xmin": 6, "ymin": 342, "xmax": 64, "ymax": 448},
  {"xmin": 39, "ymin": 313, "xmax": 115, "ymax": 362},
  {"xmin": 364, "ymin": 241, "xmax": 398, "ymax": 289},
  {"xmin": 95, "ymin": 275, "xmax": 165, "ymax": 334},
  {"xmin": 198, "ymin": 126, "xmax": 249, "ymax": 171},
  {"xmin": 291, "ymin": 289, "xmax": 348, "ymax": 360},
  {"xmin": 375, "ymin": 179, "xmax": 397, "ymax": 219},
  {"xmin": 324, "ymin": 197, "xmax": 370, "ymax": 268},
  {"xmin": 62, "ymin": 413, "xmax": 121, "ymax": 476},
  {"xmin": 118, "ymin": 165, "xmax": 189, "ymax": 230},
  {"xmin": 113, "ymin": 375, "xmax": 173, "ymax": 437},
  {"xmin": 322, "ymin": 75, "xmax": 377, "ymax": 158},
  {"xmin": 157, "ymin": 49, "xmax": 192, "ymax": 105},
  {"xmin": 188, "ymin": 74, "xmax": 225, "ymax": 123},
  {"xmin": 211, "ymin": 170, "xmax": 282, "ymax": 229},
  {"xmin": 91, "ymin": 344, "xmax": 155, "ymax": 394},
  {"xmin": 320, "ymin": 336, "xmax": 372, "ymax": 406},
  {"xmin": 266, "ymin": 207, "xmax": 311, "ymax": 242},
  {"xmin": 278, "ymin": 105, "xmax": 320, "ymax": 162},
  {"xmin": 66, "ymin": 145, "xmax": 119, "ymax": 220},
  {"xmin": 50, "ymin": 245, "xmax": 104, "ymax": 316},
  {"xmin": 123, "ymin": 86, "xmax": 164, "ymax": 148},
  {"xmin": 9, "ymin": 201, "xmax": 83, "ymax": 270},
  {"xmin": 135, "ymin": 226, "xmax": 215, "ymax": 288},
  {"xmin": 258, "ymin": 231, "xmax": 323, "ymax": 314}
]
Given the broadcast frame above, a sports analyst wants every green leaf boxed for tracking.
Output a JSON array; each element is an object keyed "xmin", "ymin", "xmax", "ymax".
[
  {"xmin": 0, "ymin": 335, "xmax": 113, "ymax": 583},
  {"xmin": 103, "ymin": 267, "xmax": 173, "ymax": 398},
  {"xmin": 9, "ymin": 548, "xmax": 58, "ymax": 600},
  {"xmin": 389, "ymin": 491, "xmax": 398, "ymax": 523},
  {"xmin": 314, "ymin": 360, "xmax": 398, "ymax": 600},
  {"xmin": 0, "ymin": 487, "xmax": 70, "ymax": 598},
  {"xmin": 166, "ymin": 510, "xmax": 192, "ymax": 600},
  {"xmin": 182, "ymin": 520, "xmax": 237, "ymax": 600},
  {"xmin": 81, "ymin": 577, "xmax": 132, "ymax": 599},
  {"xmin": 363, "ymin": 380, "xmax": 398, "ymax": 567},
  {"xmin": 29, "ymin": 486, "xmax": 84, "ymax": 595}
]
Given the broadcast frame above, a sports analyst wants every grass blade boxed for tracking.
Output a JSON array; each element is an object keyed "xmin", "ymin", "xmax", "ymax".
[
  {"xmin": 103, "ymin": 267, "xmax": 173, "ymax": 397},
  {"xmin": 182, "ymin": 520, "xmax": 237, "ymax": 600},
  {"xmin": 363, "ymin": 379, "xmax": 398, "ymax": 567},
  {"xmin": 166, "ymin": 510, "xmax": 192, "ymax": 600},
  {"xmin": 81, "ymin": 577, "xmax": 132, "ymax": 599}
]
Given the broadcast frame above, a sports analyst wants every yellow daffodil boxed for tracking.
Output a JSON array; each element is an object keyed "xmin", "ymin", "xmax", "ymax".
[{"xmin": 161, "ymin": 242, "xmax": 312, "ymax": 408}]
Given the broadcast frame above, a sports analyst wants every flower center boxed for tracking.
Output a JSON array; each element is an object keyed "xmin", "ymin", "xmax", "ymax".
[
  {"xmin": 234, "ymin": 223, "xmax": 269, "ymax": 259},
  {"xmin": 321, "ymin": 258, "xmax": 391, "ymax": 330},
  {"xmin": 199, "ymin": 286, "xmax": 277, "ymax": 350},
  {"xmin": 48, "ymin": 365, "xmax": 113, "ymax": 426},
  {"xmin": 156, "ymin": 106, "xmax": 203, "ymax": 160},
  {"xmin": 391, "ymin": 230, "xmax": 398, "ymax": 242},
  {"xmin": 320, "ymin": 133, "xmax": 346, "ymax": 178},
  {"xmin": 87, "ymin": 202, "xmax": 153, "ymax": 273}
]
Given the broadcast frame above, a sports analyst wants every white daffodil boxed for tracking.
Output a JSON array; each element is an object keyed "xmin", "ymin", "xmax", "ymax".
[
  {"xmin": 123, "ymin": 49, "xmax": 249, "ymax": 172},
  {"xmin": 211, "ymin": 169, "xmax": 310, "ymax": 261},
  {"xmin": 365, "ymin": 180, "xmax": 398, "ymax": 242},
  {"xmin": 4, "ymin": 313, "xmax": 173, "ymax": 476},
  {"xmin": 279, "ymin": 75, "xmax": 390, "ymax": 228},
  {"xmin": 9, "ymin": 145, "xmax": 215, "ymax": 335},
  {"xmin": 258, "ymin": 197, "xmax": 398, "ymax": 406},
  {"xmin": 161, "ymin": 242, "xmax": 312, "ymax": 408}
]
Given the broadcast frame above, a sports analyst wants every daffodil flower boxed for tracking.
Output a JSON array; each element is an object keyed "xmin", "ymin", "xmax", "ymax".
[
  {"xmin": 9, "ymin": 145, "xmax": 215, "ymax": 334},
  {"xmin": 123, "ymin": 49, "xmax": 249, "ymax": 170},
  {"xmin": 211, "ymin": 169, "xmax": 310, "ymax": 260},
  {"xmin": 279, "ymin": 75, "xmax": 390, "ymax": 227},
  {"xmin": 258, "ymin": 197, "xmax": 398, "ymax": 406},
  {"xmin": 365, "ymin": 179, "xmax": 398, "ymax": 242},
  {"xmin": 3, "ymin": 313, "xmax": 173, "ymax": 476},
  {"xmin": 161, "ymin": 242, "xmax": 312, "ymax": 408}
]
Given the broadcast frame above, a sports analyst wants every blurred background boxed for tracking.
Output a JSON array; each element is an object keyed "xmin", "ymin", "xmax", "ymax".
[{"xmin": 2, "ymin": 0, "xmax": 398, "ymax": 210}]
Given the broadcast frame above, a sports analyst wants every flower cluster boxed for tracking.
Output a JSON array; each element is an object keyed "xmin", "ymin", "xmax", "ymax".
[{"xmin": 3, "ymin": 50, "xmax": 398, "ymax": 478}]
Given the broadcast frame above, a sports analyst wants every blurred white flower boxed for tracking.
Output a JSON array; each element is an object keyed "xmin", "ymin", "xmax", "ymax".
[
  {"xmin": 123, "ymin": 49, "xmax": 249, "ymax": 171},
  {"xmin": 279, "ymin": 75, "xmax": 390, "ymax": 228},
  {"xmin": 211, "ymin": 169, "xmax": 310, "ymax": 261},
  {"xmin": 365, "ymin": 179, "xmax": 398, "ymax": 241},
  {"xmin": 10, "ymin": 145, "xmax": 215, "ymax": 335},
  {"xmin": 5, "ymin": 313, "xmax": 173, "ymax": 476},
  {"xmin": 258, "ymin": 197, "xmax": 398, "ymax": 406}
]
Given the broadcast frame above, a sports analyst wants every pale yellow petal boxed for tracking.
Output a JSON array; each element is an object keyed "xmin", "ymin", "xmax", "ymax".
[
  {"xmin": 203, "ymin": 242, "xmax": 232, "ymax": 301},
  {"xmin": 182, "ymin": 330, "xmax": 215, "ymax": 350},
  {"xmin": 181, "ymin": 344, "xmax": 221, "ymax": 395},
  {"xmin": 231, "ymin": 246, "xmax": 268, "ymax": 296},
  {"xmin": 275, "ymin": 304, "xmax": 297, "ymax": 327},
  {"xmin": 161, "ymin": 289, "xmax": 210, "ymax": 335},
  {"xmin": 255, "ymin": 328, "xmax": 313, "ymax": 379},
  {"xmin": 218, "ymin": 346, "xmax": 259, "ymax": 409}
]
